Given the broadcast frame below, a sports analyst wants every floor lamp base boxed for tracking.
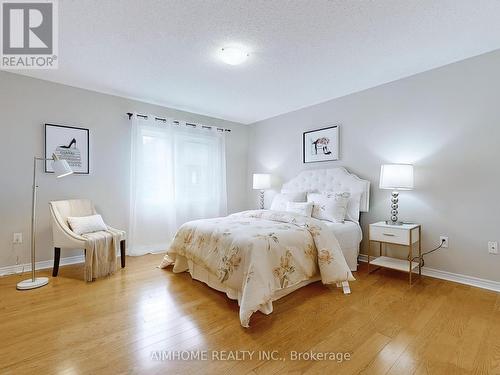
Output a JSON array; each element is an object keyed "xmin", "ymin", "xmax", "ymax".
[{"xmin": 16, "ymin": 277, "xmax": 49, "ymax": 290}]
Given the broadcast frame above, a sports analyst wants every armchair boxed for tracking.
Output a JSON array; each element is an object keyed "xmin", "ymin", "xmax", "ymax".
[{"xmin": 49, "ymin": 199, "xmax": 126, "ymax": 277}]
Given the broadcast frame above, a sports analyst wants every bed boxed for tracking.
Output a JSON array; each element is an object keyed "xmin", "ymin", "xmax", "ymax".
[
  {"xmin": 160, "ymin": 167, "xmax": 370, "ymax": 327},
  {"xmin": 321, "ymin": 220, "xmax": 362, "ymax": 271}
]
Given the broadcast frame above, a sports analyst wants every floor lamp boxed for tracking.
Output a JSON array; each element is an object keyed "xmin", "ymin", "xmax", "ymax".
[{"xmin": 17, "ymin": 154, "xmax": 73, "ymax": 290}]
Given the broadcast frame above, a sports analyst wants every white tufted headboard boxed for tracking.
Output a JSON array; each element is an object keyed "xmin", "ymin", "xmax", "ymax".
[{"xmin": 281, "ymin": 167, "xmax": 370, "ymax": 212}]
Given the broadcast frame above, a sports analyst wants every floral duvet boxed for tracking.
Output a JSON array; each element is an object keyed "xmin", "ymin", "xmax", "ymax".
[{"xmin": 160, "ymin": 210, "xmax": 354, "ymax": 327}]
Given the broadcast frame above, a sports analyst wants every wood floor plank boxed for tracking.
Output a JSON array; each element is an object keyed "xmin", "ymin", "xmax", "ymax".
[{"xmin": 361, "ymin": 295, "xmax": 446, "ymax": 375}]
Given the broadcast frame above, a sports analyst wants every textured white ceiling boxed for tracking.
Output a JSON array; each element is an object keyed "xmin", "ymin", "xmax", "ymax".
[{"xmin": 14, "ymin": 0, "xmax": 500, "ymax": 124}]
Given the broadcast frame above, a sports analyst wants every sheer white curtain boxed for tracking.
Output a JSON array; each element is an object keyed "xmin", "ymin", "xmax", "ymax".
[{"xmin": 128, "ymin": 115, "xmax": 227, "ymax": 255}]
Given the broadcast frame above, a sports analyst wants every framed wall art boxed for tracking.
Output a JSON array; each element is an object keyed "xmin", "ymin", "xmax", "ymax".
[
  {"xmin": 45, "ymin": 124, "xmax": 90, "ymax": 174},
  {"xmin": 303, "ymin": 125, "xmax": 339, "ymax": 163}
]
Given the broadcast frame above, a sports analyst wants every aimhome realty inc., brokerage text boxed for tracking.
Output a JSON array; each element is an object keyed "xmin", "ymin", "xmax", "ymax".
[{"xmin": 151, "ymin": 350, "xmax": 352, "ymax": 363}]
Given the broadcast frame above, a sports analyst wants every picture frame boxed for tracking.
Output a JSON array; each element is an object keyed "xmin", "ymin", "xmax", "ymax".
[
  {"xmin": 45, "ymin": 123, "xmax": 90, "ymax": 174},
  {"xmin": 303, "ymin": 125, "xmax": 340, "ymax": 163}
]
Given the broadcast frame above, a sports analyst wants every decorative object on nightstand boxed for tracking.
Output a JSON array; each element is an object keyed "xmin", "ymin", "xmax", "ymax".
[
  {"xmin": 368, "ymin": 221, "xmax": 421, "ymax": 285},
  {"xmin": 17, "ymin": 154, "xmax": 73, "ymax": 291},
  {"xmin": 379, "ymin": 164, "xmax": 414, "ymax": 225},
  {"xmin": 252, "ymin": 173, "xmax": 272, "ymax": 209}
]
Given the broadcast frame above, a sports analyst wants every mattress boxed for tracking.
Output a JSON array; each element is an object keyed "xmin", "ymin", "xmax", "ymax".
[{"xmin": 321, "ymin": 220, "xmax": 362, "ymax": 271}]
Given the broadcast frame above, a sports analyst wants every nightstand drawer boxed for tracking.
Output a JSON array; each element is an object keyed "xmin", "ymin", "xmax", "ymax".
[{"xmin": 370, "ymin": 225, "xmax": 414, "ymax": 245}]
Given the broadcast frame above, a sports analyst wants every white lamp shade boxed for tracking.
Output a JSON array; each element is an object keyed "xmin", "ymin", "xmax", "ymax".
[
  {"xmin": 253, "ymin": 173, "xmax": 271, "ymax": 190},
  {"xmin": 379, "ymin": 164, "xmax": 414, "ymax": 190},
  {"xmin": 53, "ymin": 159, "xmax": 73, "ymax": 178}
]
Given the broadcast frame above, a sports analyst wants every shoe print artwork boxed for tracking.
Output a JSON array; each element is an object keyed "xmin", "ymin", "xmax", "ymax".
[
  {"xmin": 55, "ymin": 138, "xmax": 82, "ymax": 168},
  {"xmin": 45, "ymin": 124, "xmax": 89, "ymax": 174},
  {"xmin": 303, "ymin": 125, "xmax": 339, "ymax": 163}
]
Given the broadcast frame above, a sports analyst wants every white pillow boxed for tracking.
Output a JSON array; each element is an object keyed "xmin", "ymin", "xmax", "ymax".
[
  {"xmin": 270, "ymin": 191, "xmax": 306, "ymax": 211},
  {"xmin": 324, "ymin": 191, "xmax": 362, "ymax": 222},
  {"xmin": 67, "ymin": 214, "xmax": 107, "ymax": 235},
  {"xmin": 307, "ymin": 192, "xmax": 350, "ymax": 223},
  {"xmin": 286, "ymin": 202, "xmax": 314, "ymax": 217}
]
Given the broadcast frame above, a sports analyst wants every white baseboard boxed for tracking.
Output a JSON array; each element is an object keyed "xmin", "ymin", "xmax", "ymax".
[
  {"xmin": 4, "ymin": 253, "xmax": 497, "ymax": 293},
  {"xmin": 358, "ymin": 254, "xmax": 500, "ymax": 292},
  {"xmin": 0, "ymin": 255, "xmax": 85, "ymax": 277}
]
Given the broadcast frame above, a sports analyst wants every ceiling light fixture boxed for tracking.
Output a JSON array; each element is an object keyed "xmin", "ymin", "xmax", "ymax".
[{"xmin": 218, "ymin": 46, "xmax": 249, "ymax": 66}]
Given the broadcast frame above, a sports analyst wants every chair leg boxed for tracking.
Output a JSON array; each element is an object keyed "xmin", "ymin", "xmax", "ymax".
[
  {"xmin": 120, "ymin": 240, "xmax": 126, "ymax": 268},
  {"xmin": 53, "ymin": 247, "xmax": 61, "ymax": 277}
]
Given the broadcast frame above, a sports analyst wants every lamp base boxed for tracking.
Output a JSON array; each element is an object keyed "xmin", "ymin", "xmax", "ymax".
[
  {"xmin": 16, "ymin": 277, "xmax": 49, "ymax": 290},
  {"xmin": 387, "ymin": 191, "xmax": 402, "ymax": 226},
  {"xmin": 385, "ymin": 220, "xmax": 404, "ymax": 226},
  {"xmin": 259, "ymin": 190, "xmax": 265, "ymax": 210}
]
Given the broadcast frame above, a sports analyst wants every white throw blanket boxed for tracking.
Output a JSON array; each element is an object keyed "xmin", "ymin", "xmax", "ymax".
[{"xmin": 83, "ymin": 229, "xmax": 121, "ymax": 282}]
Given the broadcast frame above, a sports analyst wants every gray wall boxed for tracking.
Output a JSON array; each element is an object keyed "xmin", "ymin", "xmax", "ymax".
[
  {"xmin": 3, "ymin": 49, "xmax": 500, "ymax": 282},
  {"xmin": 248, "ymin": 49, "xmax": 500, "ymax": 282},
  {"xmin": 0, "ymin": 71, "xmax": 249, "ymax": 269}
]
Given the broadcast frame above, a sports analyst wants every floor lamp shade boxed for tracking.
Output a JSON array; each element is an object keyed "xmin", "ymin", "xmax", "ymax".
[{"xmin": 53, "ymin": 158, "xmax": 73, "ymax": 178}]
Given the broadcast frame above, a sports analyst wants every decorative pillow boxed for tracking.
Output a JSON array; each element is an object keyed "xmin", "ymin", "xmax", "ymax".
[
  {"xmin": 324, "ymin": 191, "xmax": 362, "ymax": 222},
  {"xmin": 67, "ymin": 214, "xmax": 107, "ymax": 235},
  {"xmin": 286, "ymin": 202, "xmax": 314, "ymax": 217},
  {"xmin": 307, "ymin": 192, "xmax": 350, "ymax": 223},
  {"xmin": 270, "ymin": 192, "xmax": 306, "ymax": 211}
]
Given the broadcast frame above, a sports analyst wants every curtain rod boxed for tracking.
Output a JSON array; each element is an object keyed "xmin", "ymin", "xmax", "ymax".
[{"xmin": 126, "ymin": 112, "xmax": 231, "ymax": 132}]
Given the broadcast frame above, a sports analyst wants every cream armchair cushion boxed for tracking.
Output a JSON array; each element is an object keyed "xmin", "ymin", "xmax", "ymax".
[{"xmin": 67, "ymin": 214, "xmax": 108, "ymax": 235}]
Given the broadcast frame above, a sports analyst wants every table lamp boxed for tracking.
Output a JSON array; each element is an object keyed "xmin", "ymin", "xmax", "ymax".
[
  {"xmin": 379, "ymin": 164, "xmax": 414, "ymax": 225},
  {"xmin": 252, "ymin": 173, "xmax": 271, "ymax": 209}
]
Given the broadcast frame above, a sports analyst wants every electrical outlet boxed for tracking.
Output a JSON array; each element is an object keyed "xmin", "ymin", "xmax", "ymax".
[
  {"xmin": 13, "ymin": 232, "xmax": 22, "ymax": 244},
  {"xmin": 488, "ymin": 241, "xmax": 498, "ymax": 254},
  {"xmin": 440, "ymin": 236, "xmax": 449, "ymax": 248}
]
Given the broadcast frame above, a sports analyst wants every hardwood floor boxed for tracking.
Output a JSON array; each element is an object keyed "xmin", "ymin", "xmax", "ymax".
[{"xmin": 0, "ymin": 254, "xmax": 499, "ymax": 375}]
